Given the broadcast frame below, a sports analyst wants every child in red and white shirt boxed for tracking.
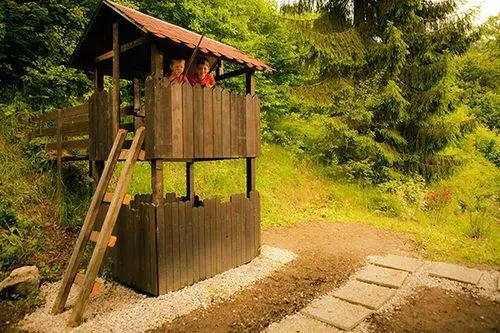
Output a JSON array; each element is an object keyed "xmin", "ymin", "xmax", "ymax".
[{"xmin": 188, "ymin": 57, "xmax": 215, "ymax": 88}]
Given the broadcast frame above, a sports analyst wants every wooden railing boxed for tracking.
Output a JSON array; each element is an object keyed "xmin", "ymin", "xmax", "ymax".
[
  {"xmin": 145, "ymin": 78, "xmax": 261, "ymax": 160},
  {"xmin": 31, "ymin": 104, "xmax": 90, "ymax": 160}
]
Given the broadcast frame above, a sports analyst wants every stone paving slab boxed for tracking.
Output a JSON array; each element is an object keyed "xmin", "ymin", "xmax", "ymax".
[
  {"xmin": 302, "ymin": 295, "xmax": 372, "ymax": 331},
  {"xmin": 429, "ymin": 262, "xmax": 483, "ymax": 285},
  {"xmin": 355, "ymin": 265, "xmax": 409, "ymax": 288},
  {"xmin": 368, "ymin": 254, "xmax": 424, "ymax": 273},
  {"xmin": 267, "ymin": 313, "xmax": 341, "ymax": 333},
  {"xmin": 332, "ymin": 280, "xmax": 396, "ymax": 310}
]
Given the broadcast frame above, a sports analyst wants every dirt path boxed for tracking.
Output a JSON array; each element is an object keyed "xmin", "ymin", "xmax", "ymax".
[{"xmin": 158, "ymin": 221, "xmax": 416, "ymax": 332}]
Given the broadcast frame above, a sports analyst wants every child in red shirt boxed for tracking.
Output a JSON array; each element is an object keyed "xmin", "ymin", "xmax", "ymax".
[
  {"xmin": 167, "ymin": 58, "xmax": 188, "ymax": 83},
  {"xmin": 188, "ymin": 57, "xmax": 215, "ymax": 88}
]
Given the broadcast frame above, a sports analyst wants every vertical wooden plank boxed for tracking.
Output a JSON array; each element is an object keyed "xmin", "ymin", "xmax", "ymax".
[
  {"xmin": 160, "ymin": 80, "xmax": 173, "ymax": 157},
  {"xmin": 112, "ymin": 22, "xmax": 120, "ymax": 140},
  {"xmin": 164, "ymin": 203, "xmax": 174, "ymax": 292},
  {"xmin": 192, "ymin": 206, "xmax": 200, "ymax": 283},
  {"xmin": 157, "ymin": 203, "xmax": 167, "ymax": 294},
  {"xmin": 255, "ymin": 96, "xmax": 261, "ymax": 156},
  {"xmin": 203, "ymin": 87, "xmax": 214, "ymax": 158},
  {"xmin": 248, "ymin": 192, "xmax": 256, "ymax": 259},
  {"xmin": 254, "ymin": 192, "xmax": 261, "ymax": 253},
  {"xmin": 245, "ymin": 95, "xmax": 255, "ymax": 157},
  {"xmin": 212, "ymin": 87, "xmax": 222, "ymax": 158},
  {"xmin": 238, "ymin": 95, "xmax": 246, "ymax": 157},
  {"xmin": 210, "ymin": 199, "xmax": 217, "ymax": 277},
  {"xmin": 245, "ymin": 70, "xmax": 255, "ymax": 95},
  {"xmin": 182, "ymin": 83, "xmax": 194, "ymax": 158},
  {"xmin": 171, "ymin": 83, "xmax": 183, "ymax": 158},
  {"xmin": 221, "ymin": 89, "xmax": 231, "ymax": 157},
  {"xmin": 216, "ymin": 199, "xmax": 223, "ymax": 274},
  {"xmin": 149, "ymin": 204, "xmax": 158, "ymax": 295},
  {"xmin": 204, "ymin": 199, "xmax": 212, "ymax": 278},
  {"xmin": 230, "ymin": 93, "xmax": 239, "ymax": 157},
  {"xmin": 237, "ymin": 194, "xmax": 243, "ymax": 265},
  {"xmin": 139, "ymin": 203, "xmax": 148, "ymax": 291},
  {"xmin": 193, "ymin": 85, "xmax": 204, "ymax": 158},
  {"xmin": 171, "ymin": 202, "xmax": 180, "ymax": 290},
  {"xmin": 144, "ymin": 77, "xmax": 155, "ymax": 157},
  {"xmin": 244, "ymin": 196, "xmax": 251, "ymax": 263},
  {"xmin": 198, "ymin": 205, "xmax": 206, "ymax": 279},
  {"xmin": 230, "ymin": 195, "xmax": 237, "ymax": 267},
  {"xmin": 179, "ymin": 201, "xmax": 187, "ymax": 287},
  {"xmin": 185, "ymin": 202, "xmax": 194, "ymax": 285}
]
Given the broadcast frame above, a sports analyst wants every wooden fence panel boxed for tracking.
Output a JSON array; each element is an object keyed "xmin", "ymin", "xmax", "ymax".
[
  {"xmin": 230, "ymin": 94, "xmax": 239, "ymax": 157},
  {"xmin": 179, "ymin": 201, "xmax": 187, "ymax": 287},
  {"xmin": 192, "ymin": 206, "xmax": 200, "ymax": 283},
  {"xmin": 164, "ymin": 202, "xmax": 174, "ymax": 292},
  {"xmin": 193, "ymin": 85, "xmax": 204, "ymax": 158},
  {"xmin": 198, "ymin": 205, "xmax": 206, "ymax": 279},
  {"xmin": 185, "ymin": 202, "xmax": 194, "ymax": 285},
  {"xmin": 213, "ymin": 88, "xmax": 223, "ymax": 158}
]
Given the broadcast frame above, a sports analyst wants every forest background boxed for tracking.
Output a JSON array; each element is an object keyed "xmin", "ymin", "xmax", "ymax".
[{"xmin": 0, "ymin": 0, "xmax": 499, "ymax": 293}]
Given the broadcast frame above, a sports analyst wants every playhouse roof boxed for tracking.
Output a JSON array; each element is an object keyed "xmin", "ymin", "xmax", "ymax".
[{"xmin": 71, "ymin": 0, "xmax": 273, "ymax": 76}]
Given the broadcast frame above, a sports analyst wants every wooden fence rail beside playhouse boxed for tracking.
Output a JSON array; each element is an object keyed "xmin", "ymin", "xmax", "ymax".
[{"xmin": 38, "ymin": 0, "xmax": 275, "ymax": 326}]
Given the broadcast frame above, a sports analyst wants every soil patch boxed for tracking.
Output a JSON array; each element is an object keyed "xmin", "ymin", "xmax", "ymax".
[
  {"xmin": 159, "ymin": 221, "xmax": 414, "ymax": 332},
  {"xmin": 369, "ymin": 287, "xmax": 500, "ymax": 332}
]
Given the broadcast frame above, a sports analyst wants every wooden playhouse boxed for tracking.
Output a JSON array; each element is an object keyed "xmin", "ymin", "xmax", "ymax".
[{"xmin": 33, "ymin": 0, "xmax": 273, "ymax": 326}]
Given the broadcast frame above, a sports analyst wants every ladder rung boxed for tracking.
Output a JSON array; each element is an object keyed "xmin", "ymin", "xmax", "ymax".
[
  {"xmin": 74, "ymin": 273, "xmax": 102, "ymax": 294},
  {"xmin": 102, "ymin": 192, "xmax": 132, "ymax": 205},
  {"xmin": 89, "ymin": 230, "xmax": 117, "ymax": 247},
  {"xmin": 119, "ymin": 149, "xmax": 145, "ymax": 161}
]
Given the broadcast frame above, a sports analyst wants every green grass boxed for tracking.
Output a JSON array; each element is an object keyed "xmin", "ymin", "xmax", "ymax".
[{"xmin": 118, "ymin": 143, "xmax": 500, "ymax": 267}]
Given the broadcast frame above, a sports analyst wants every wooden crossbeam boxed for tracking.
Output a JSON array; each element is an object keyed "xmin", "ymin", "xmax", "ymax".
[
  {"xmin": 102, "ymin": 192, "xmax": 132, "ymax": 205},
  {"xmin": 214, "ymin": 67, "xmax": 247, "ymax": 81},
  {"xmin": 89, "ymin": 230, "xmax": 117, "ymax": 248},
  {"xmin": 95, "ymin": 37, "xmax": 148, "ymax": 63},
  {"xmin": 119, "ymin": 149, "xmax": 146, "ymax": 161},
  {"xmin": 74, "ymin": 273, "xmax": 102, "ymax": 294}
]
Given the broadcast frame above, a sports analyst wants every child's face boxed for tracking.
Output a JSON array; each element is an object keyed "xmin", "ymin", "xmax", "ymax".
[
  {"xmin": 196, "ymin": 61, "xmax": 210, "ymax": 79},
  {"xmin": 170, "ymin": 60, "xmax": 185, "ymax": 76}
]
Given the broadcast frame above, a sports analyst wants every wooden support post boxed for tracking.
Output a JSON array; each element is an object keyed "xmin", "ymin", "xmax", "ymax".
[
  {"xmin": 151, "ymin": 44, "xmax": 164, "ymax": 205},
  {"xmin": 245, "ymin": 70, "xmax": 255, "ymax": 96},
  {"xmin": 93, "ymin": 66, "xmax": 104, "ymax": 92},
  {"xmin": 112, "ymin": 22, "xmax": 120, "ymax": 138},
  {"xmin": 133, "ymin": 79, "xmax": 143, "ymax": 129},
  {"xmin": 186, "ymin": 162, "xmax": 194, "ymax": 200},
  {"xmin": 246, "ymin": 70, "xmax": 256, "ymax": 197},
  {"xmin": 246, "ymin": 158, "xmax": 255, "ymax": 197},
  {"xmin": 216, "ymin": 60, "xmax": 224, "ymax": 77},
  {"xmin": 91, "ymin": 65, "xmax": 104, "ymax": 191}
]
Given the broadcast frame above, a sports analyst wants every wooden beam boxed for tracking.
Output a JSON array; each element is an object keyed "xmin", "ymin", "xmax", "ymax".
[
  {"xmin": 112, "ymin": 22, "xmax": 120, "ymax": 138},
  {"xmin": 216, "ymin": 60, "xmax": 224, "ymax": 77},
  {"xmin": 246, "ymin": 70, "xmax": 256, "ymax": 95},
  {"xmin": 133, "ymin": 78, "xmax": 144, "ymax": 129},
  {"xmin": 214, "ymin": 67, "xmax": 247, "ymax": 81},
  {"xmin": 95, "ymin": 37, "xmax": 148, "ymax": 63},
  {"xmin": 151, "ymin": 44, "xmax": 163, "ymax": 78},
  {"xmin": 94, "ymin": 66, "xmax": 104, "ymax": 91},
  {"xmin": 89, "ymin": 231, "xmax": 117, "ymax": 248},
  {"xmin": 246, "ymin": 158, "xmax": 256, "ymax": 198},
  {"xmin": 151, "ymin": 160, "xmax": 164, "ymax": 205},
  {"xmin": 102, "ymin": 192, "xmax": 132, "ymax": 205},
  {"xmin": 186, "ymin": 162, "xmax": 194, "ymax": 201},
  {"xmin": 74, "ymin": 273, "xmax": 102, "ymax": 294}
]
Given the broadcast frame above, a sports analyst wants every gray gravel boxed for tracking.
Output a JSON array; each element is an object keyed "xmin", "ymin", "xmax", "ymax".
[{"xmin": 21, "ymin": 245, "xmax": 296, "ymax": 333}]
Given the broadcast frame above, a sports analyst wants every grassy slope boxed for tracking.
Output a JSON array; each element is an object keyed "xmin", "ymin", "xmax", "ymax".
[{"xmin": 119, "ymin": 143, "xmax": 499, "ymax": 267}]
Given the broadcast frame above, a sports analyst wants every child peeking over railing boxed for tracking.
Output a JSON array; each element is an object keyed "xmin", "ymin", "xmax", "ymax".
[
  {"xmin": 188, "ymin": 57, "xmax": 215, "ymax": 88},
  {"xmin": 167, "ymin": 58, "xmax": 188, "ymax": 83}
]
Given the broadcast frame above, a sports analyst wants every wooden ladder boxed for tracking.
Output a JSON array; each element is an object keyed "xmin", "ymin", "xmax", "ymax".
[{"xmin": 51, "ymin": 127, "xmax": 145, "ymax": 327}]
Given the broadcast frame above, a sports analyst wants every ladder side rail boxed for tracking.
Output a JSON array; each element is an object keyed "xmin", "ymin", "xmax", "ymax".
[
  {"xmin": 68, "ymin": 127, "xmax": 145, "ymax": 327},
  {"xmin": 51, "ymin": 129, "xmax": 128, "ymax": 315}
]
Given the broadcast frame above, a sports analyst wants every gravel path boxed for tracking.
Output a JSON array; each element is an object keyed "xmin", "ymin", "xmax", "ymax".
[{"xmin": 21, "ymin": 246, "xmax": 296, "ymax": 333}]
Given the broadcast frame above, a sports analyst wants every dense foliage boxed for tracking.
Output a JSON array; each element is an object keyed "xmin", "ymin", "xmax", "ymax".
[{"xmin": 0, "ymin": 0, "xmax": 500, "ymax": 269}]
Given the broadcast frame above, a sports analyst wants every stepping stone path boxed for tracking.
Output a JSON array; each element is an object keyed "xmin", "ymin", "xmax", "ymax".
[
  {"xmin": 332, "ymin": 280, "xmax": 396, "ymax": 310},
  {"xmin": 267, "ymin": 254, "xmax": 492, "ymax": 332},
  {"xmin": 368, "ymin": 254, "xmax": 424, "ymax": 272},
  {"xmin": 355, "ymin": 265, "xmax": 409, "ymax": 288},
  {"xmin": 429, "ymin": 262, "xmax": 483, "ymax": 284}
]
